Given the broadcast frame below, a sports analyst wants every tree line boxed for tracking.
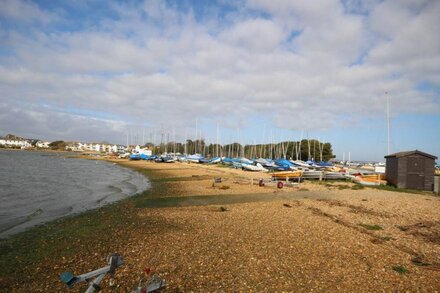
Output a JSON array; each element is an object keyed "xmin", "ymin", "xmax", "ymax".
[{"xmin": 144, "ymin": 139, "xmax": 334, "ymax": 162}]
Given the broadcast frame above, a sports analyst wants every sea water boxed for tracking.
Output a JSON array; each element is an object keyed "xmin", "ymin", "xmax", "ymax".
[{"xmin": 0, "ymin": 150, "xmax": 149, "ymax": 238}]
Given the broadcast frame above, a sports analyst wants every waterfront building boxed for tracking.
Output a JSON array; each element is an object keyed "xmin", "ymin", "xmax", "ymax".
[{"xmin": 36, "ymin": 141, "xmax": 50, "ymax": 148}]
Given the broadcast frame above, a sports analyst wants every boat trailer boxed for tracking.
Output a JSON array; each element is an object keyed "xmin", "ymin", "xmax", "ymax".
[{"xmin": 60, "ymin": 254, "xmax": 165, "ymax": 292}]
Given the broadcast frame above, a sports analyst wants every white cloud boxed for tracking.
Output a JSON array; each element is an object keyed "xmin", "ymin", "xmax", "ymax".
[
  {"xmin": 220, "ymin": 18, "xmax": 285, "ymax": 53},
  {"xmin": 0, "ymin": 0, "xmax": 439, "ymax": 145},
  {"xmin": 0, "ymin": 0, "xmax": 56, "ymax": 24}
]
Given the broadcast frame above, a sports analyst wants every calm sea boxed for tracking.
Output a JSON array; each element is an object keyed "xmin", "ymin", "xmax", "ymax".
[{"xmin": 0, "ymin": 150, "xmax": 149, "ymax": 238}]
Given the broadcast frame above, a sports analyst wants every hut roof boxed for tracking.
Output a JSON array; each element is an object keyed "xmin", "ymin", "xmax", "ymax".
[{"xmin": 384, "ymin": 150, "xmax": 437, "ymax": 160}]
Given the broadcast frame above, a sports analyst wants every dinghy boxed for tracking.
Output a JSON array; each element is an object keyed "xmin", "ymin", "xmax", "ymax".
[
  {"xmin": 271, "ymin": 171, "xmax": 302, "ymax": 180},
  {"xmin": 242, "ymin": 163, "xmax": 267, "ymax": 172},
  {"xmin": 290, "ymin": 160, "xmax": 311, "ymax": 168},
  {"xmin": 129, "ymin": 154, "xmax": 141, "ymax": 160},
  {"xmin": 302, "ymin": 170, "xmax": 324, "ymax": 179},
  {"xmin": 353, "ymin": 175, "xmax": 386, "ymax": 186},
  {"xmin": 186, "ymin": 154, "xmax": 204, "ymax": 163}
]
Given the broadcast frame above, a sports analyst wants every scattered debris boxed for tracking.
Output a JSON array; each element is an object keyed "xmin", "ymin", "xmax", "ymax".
[
  {"xmin": 219, "ymin": 206, "xmax": 229, "ymax": 212},
  {"xmin": 283, "ymin": 203, "xmax": 292, "ymax": 208}
]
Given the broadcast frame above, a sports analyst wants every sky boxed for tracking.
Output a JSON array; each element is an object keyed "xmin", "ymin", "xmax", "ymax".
[{"xmin": 0, "ymin": 0, "xmax": 439, "ymax": 161}]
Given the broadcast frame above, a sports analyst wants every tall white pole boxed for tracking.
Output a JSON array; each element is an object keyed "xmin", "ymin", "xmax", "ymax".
[
  {"xmin": 386, "ymin": 92, "xmax": 390, "ymax": 155},
  {"xmin": 216, "ymin": 123, "xmax": 219, "ymax": 158},
  {"xmin": 195, "ymin": 119, "xmax": 198, "ymax": 154}
]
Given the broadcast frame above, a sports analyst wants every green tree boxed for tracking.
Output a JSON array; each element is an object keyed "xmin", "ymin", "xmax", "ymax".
[{"xmin": 49, "ymin": 140, "xmax": 66, "ymax": 150}]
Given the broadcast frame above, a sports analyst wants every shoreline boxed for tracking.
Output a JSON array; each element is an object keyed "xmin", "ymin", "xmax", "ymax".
[{"xmin": 1, "ymin": 158, "xmax": 440, "ymax": 291}]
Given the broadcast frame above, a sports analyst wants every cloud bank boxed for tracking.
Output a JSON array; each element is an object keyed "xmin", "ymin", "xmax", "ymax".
[{"xmin": 0, "ymin": 0, "xmax": 439, "ymax": 145}]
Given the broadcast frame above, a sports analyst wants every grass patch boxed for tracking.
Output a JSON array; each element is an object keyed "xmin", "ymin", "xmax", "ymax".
[
  {"xmin": 219, "ymin": 185, "xmax": 230, "ymax": 190},
  {"xmin": 151, "ymin": 175, "xmax": 211, "ymax": 183},
  {"xmin": 352, "ymin": 184, "xmax": 365, "ymax": 190},
  {"xmin": 217, "ymin": 164, "xmax": 232, "ymax": 168},
  {"xmin": 358, "ymin": 223, "xmax": 383, "ymax": 231},
  {"xmin": 392, "ymin": 265, "xmax": 409, "ymax": 274},
  {"xmin": 369, "ymin": 184, "xmax": 429, "ymax": 195},
  {"xmin": 298, "ymin": 188, "xmax": 309, "ymax": 191},
  {"xmin": 338, "ymin": 185, "xmax": 350, "ymax": 190}
]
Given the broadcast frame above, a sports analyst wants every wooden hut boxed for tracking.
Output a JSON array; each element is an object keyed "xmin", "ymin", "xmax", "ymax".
[{"xmin": 384, "ymin": 150, "xmax": 437, "ymax": 191}]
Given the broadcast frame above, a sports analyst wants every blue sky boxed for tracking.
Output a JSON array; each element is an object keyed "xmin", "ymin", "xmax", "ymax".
[{"xmin": 0, "ymin": 0, "xmax": 439, "ymax": 161}]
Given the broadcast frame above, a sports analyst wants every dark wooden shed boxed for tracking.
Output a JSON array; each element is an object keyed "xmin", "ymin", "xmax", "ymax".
[{"xmin": 384, "ymin": 150, "xmax": 437, "ymax": 191}]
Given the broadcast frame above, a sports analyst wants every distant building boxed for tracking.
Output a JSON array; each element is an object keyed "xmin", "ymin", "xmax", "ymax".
[
  {"xmin": 133, "ymin": 145, "xmax": 152, "ymax": 156},
  {"xmin": 116, "ymin": 145, "xmax": 127, "ymax": 153},
  {"xmin": 36, "ymin": 141, "xmax": 50, "ymax": 148},
  {"xmin": 0, "ymin": 138, "xmax": 32, "ymax": 148}
]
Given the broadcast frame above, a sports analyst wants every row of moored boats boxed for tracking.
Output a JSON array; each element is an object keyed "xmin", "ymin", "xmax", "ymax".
[{"xmin": 125, "ymin": 153, "xmax": 386, "ymax": 185}]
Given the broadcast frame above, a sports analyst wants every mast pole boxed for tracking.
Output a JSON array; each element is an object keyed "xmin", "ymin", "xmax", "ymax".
[{"xmin": 386, "ymin": 91, "xmax": 390, "ymax": 155}]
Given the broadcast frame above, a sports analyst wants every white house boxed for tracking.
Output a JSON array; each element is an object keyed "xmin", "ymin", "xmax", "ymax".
[
  {"xmin": 134, "ymin": 145, "xmax": 152, "ymax": 156},
  {"xmin": 1, "ymin": 139, "xmax": 32, "ymax": 148},
  {"xmin": 85, "ymin": 143, "xmax": 94, "ymax": 151},
  {"xmin": 65, "ymin": 142, "xmax": 87, "ymax": 152},
  {"xmin": 36, "ymin": 141, "xmax": 50, "ymax": 148},
  {"xmin": 117, "ymin": 145, "xmax": 126, "ymax": 153}
]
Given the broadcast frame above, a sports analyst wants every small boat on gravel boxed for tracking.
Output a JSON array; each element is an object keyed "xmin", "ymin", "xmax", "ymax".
[
  {"xmin": 129, "ymin": 154, "xmax": 141, "ymax": 160},
  {"xmin": 324, "ymin": 172, "xmax": 347, "ymax": 180},
  {"xmin": 242, "ymin": 163, "xmax": 267, "ymax": 172},
  {"xmin": 301, "ymin": 170, "xmax": 324, "ymax": 179},
  {"xmin": 271, "ymin": 170, "xmax": 302, "ymax": 180},
  {"xmin": 353, "ymin": 175, "xmax": 387, "ymax": 186},
  {"xmin": 186, "ymin": 154, "xmax": 204, "ymax": 163}
]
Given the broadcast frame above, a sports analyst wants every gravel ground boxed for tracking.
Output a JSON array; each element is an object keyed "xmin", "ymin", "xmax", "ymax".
[
  {"xmin": 108, "ymin": 160, "xmax": 440, "ymax": 292},
  {"xmin": 4, "ymin": 159, "xmax": 439, "ymax": 292}
]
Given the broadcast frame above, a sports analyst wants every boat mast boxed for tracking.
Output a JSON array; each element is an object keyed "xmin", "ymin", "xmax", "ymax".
[
  {"xmin": 386, "ymin": 91, "xmax": 390, "ymax": 155},
  {"xmin": 216, "ymin": 123, "xmax": 219, "ymax": 158},
  {"xmin": 260, "ymin": 124, "xmax": 266, "ymax": 158},
  {"xmin": 173, "ymin": 127, "xmax": 176, "ymax": 155},
  {"xmin": 195, "ymin": 119, "xmax": 198, "ymax": 154},
  {"xmin": 184, "ymin": 128, "xmax": 187, "ymax": 155}
]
